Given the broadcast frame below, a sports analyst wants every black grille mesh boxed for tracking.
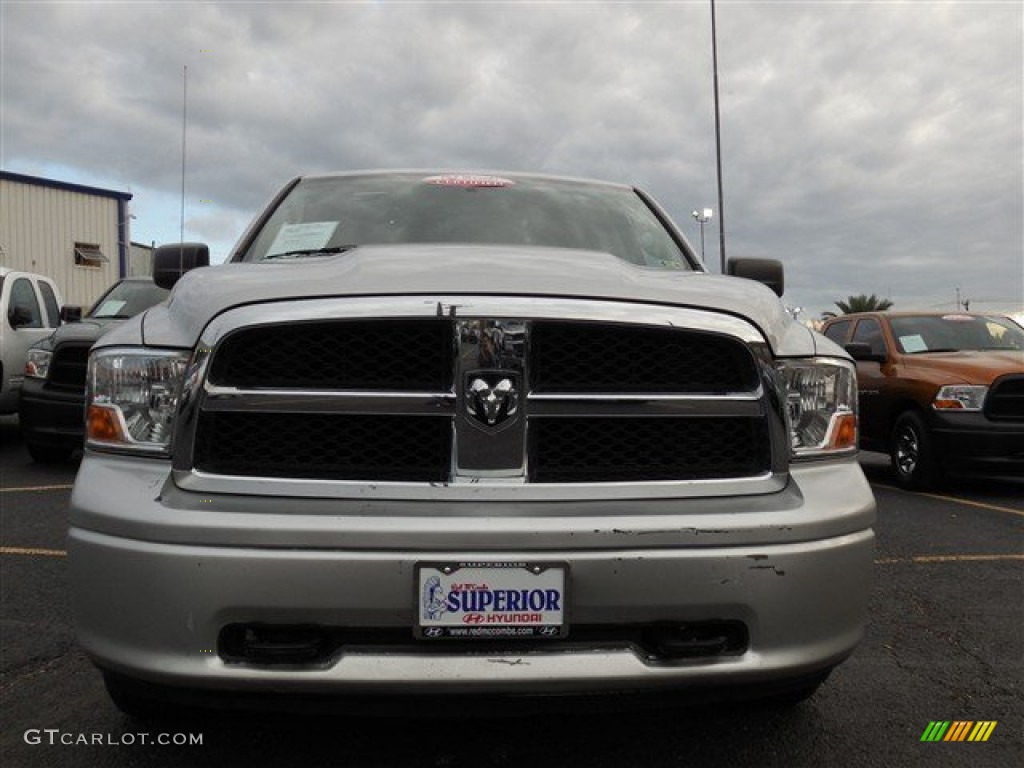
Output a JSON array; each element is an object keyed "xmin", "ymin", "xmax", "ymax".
[
  {"xmin": 529, "ymin": 417, "xmax": 770, "ymax": 482},
  {"xmin": 194, "ymin": 412, "xmax": 451, "ymax": 482},
  {"xmin": 49, "ymin": 344, "xmax": 91, "ymax": 391},
  {"xmin": 530, "ymin": 322, "xmax": 758, "ymax": 393},
  {"xmin": 986, "ymin": 375, "xmax": 1024, "ymax": 421},
  {"xmin": 193, "ymin": 318, "xmax": 771, "ymax": 483},
  {"xmin": 209, "ymin": 319, "xmax": 454, "ymax": 391}
]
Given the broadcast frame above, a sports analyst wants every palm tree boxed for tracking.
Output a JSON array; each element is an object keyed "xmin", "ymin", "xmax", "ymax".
[{"xmin": 835, "ymin": 294, "xmax": 894, "ymax": 314}]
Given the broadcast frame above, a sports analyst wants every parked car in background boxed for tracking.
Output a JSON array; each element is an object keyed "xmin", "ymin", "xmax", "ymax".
[
  {"xmin": 19, "ymin": 277, "xmax": 169, "ymax": 462},
  {"xmin": 1, "ymin": 267, "xmax": 64, "ymax": 414},
  {"xmin": 822, "ymin": 311, "xmax": 1024, "ymax": 488}
]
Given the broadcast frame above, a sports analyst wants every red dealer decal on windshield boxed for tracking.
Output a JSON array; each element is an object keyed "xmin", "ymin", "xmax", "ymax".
[{"xmin": 422, "ymin": 174, "xmax": 515, "ymax": 188}]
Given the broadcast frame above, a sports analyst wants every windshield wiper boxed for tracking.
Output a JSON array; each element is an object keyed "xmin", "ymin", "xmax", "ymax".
[{"xmin": 262, "ymin": 245, "xmax": 358, "ymax": 260}]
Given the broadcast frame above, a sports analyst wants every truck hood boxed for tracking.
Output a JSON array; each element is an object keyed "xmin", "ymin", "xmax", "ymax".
[
  {"xmin": 121, "ymin": 245, "xmax": 816, "ymax": 355},
  {"xmin": 31, "ymin": 317, "xmax": 123, "ymax": 351},
  {"xmin": 52, "ymin": 317, "xmax": 122, "ymax": 344},
  {"xmin": 898, "ymin": 350, "xmax": 1024, "ymax": 385}
]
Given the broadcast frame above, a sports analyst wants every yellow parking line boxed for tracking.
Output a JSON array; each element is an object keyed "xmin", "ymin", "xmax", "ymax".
[
  {"xmin": 0, "ymin": 484, "xmax": 74, "ymax": 493},
  {"xmin": 915, "ymin": 492, "xmax": 1024, "ymax": 517},
  {"xmin": 876, "ymin": 554, "xmax": 1024, "ymax": 565},
  {"xmin": 873, "ymin": 484, "xmax": 1024, "ymax": 517},
  {"xmin": 0, "ymin": 546, "xmax": 67, "ymax": 558}
]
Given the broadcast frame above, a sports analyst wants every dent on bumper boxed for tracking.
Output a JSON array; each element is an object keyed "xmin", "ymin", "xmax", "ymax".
[{"xmin": 68, "ymin": 455, "xmax": 876, "ymax": 694}]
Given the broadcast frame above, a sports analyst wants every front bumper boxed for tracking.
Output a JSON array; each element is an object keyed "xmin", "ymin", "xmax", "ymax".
[
  {"xmin": 929, "ymin": 410, "xmax": 1024, "ymax": 478},
  {"xmin": 18, "ymin": 377, "xmax": 85, "ymax": 448},
  {"xmin": 69, "ymin": 454, "xmax": 875, "ymax": 697}
]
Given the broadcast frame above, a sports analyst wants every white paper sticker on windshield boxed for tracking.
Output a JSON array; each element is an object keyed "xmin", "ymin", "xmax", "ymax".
[
  {"xmin": 900, "ymin": 334, "xmax": 928, "ymax": 353},
  {"xmin": 266, "ymin": 222, "xmax": 339, "ymax": 256},
  {"xmin": 94, "ymin": 300, "xmax": 127, "ymax": 317}
]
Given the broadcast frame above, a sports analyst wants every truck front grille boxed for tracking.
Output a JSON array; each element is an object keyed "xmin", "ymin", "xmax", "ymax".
[
  {"xmin": 209, "ymin": 318, "xmax": 454, "ymax": 391},
  {"xmin": 48, "ymin": 344, "xmax": 91, "ymax": 391},
  {"xmin": 194, "ymin": 412, "xmax": 451, "ymax": 482},
  {"xmin": 530, "ymin": 322, "xmax": 757, "ymax": 393},
  {"xmin": 986, "ymin": 375, "xmax": 1024, "ymax": 421},
  {"xmin": 529, "ymin": 417, "xmax": 770, "ymax": 483},
  {"xmin": 185, "ymin": 307, "xmax": 778, "ymax": 488}
]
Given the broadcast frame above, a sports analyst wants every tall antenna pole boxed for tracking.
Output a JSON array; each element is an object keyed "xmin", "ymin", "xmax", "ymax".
[
  {"xmin": 711, "ymin": 0, "xmax": 727, "ymax": 273},
  {"xmin": 180, "ymin": 65, "xmax": 188, "ymax": 248}
]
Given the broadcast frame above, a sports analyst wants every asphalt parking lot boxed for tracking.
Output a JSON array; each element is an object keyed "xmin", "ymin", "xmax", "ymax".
[{"xmin": 1, "ymin": 414, "xmax": 1020, "ymax": 768}]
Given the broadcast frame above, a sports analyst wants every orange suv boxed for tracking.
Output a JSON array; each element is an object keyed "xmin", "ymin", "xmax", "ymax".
[{"xmin": 822, "ymin": 311, "xmax": 1024, "ymax": 488}]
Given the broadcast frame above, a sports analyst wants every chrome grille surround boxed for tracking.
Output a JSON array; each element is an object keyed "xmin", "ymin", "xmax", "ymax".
[{"xmin": 172, "ymin": 296, "xmax": 789, "ymax": 501}]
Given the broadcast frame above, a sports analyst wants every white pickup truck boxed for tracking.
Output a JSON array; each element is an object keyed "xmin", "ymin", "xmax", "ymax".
[{"xmin": 0, "ymin": 267, "xmax": 64, "ymax": 414}]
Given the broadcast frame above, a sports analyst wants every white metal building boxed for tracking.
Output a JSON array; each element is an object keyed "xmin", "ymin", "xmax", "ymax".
[
  {"xmin": 129, "ymin": 241, "xmax": 155, "ymax": 278},
  {"xmin": 0, "ymin": 171, "xmax": 132, "ymax": 308}
]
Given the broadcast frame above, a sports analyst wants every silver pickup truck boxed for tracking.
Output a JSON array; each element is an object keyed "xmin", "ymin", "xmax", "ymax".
[{"xmin": 69, "ymin": 171, "xmax": 876, "ymax": 716}]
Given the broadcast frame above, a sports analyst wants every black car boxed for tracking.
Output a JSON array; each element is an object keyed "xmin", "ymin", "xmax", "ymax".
[{"xmin": 19, "ymin": 277, "xmax": 169, "ymax": 462}]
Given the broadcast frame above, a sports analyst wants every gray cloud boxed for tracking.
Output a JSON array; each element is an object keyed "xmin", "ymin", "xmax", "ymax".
[{"xmin": 2, "ymin": 0, "xmax": 1020, "ymax": 317}]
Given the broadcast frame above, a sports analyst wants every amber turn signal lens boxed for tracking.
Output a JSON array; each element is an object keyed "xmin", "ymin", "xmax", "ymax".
[
  {"xmin": 832, "ymin": 413, "xmax": 858, "ymax": 450},
  {"xmin": 87, "ymin": 405, "xmax": 123, "ymax": 442}
]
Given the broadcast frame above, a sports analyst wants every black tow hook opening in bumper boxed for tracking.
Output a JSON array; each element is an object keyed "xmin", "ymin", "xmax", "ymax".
[
  {"xmin": 217, "ymin": 620, "xmax": 750, "ymax": 667},
  {"xmin": 640, "ymin": 621, "xmax": 749, "ymax": 660},
  {"xmin": 219, "ymin": 624, "xmax": 339, "ymax": 666}
]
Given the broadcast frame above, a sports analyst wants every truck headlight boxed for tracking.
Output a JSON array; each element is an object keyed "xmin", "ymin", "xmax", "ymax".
[
  {"xmin": 25, "ymin": 347, "xmax": 53, "ymax": 379},
  {"xmin": 933, "ymin": 384, "xmax": 987, "ymax": 411},
  {"xmin": 778, "ymin": 358, "xmax": 858, "ymax": 458},
  {"xmin": 86, "ymin": 348, "xmax": 189, "ymax": 454}
]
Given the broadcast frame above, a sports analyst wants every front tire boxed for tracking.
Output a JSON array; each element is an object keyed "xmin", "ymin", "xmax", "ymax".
[
  {"xmin": 103, "ymin": 672, "xmax": 187, "ymax": 721},
  {"xmin": 890, "ymin": 411, "xmax": 940, "ymax": 490}
]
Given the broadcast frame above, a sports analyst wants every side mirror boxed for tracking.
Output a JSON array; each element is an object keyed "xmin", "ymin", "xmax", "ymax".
[
  {"xmin": 8, "ymin": 304, "xmax": 34, "ymax": 329},
  {"xmin": 845, "ymin": 342, "xmax": 888, "ymax": 363},
  {"xmin": 727, "ymin": 257, "xmax": 785, "ymax": 297},
  {"xmin": 153, "ymin": 242, "xmax": 210, "ymax": 290},
  {"xmin": 60, "ymin": 305, "xmax": 83, "ymax": 324}
]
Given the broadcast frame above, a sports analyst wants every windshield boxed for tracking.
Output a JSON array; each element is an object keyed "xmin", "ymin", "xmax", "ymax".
[
  {"xmin": 240, "ymin": 173, "xmax": 693, "ymax": 269},
  {"xmin": 889, "ymin": 314, "xmax": 1024, "ymax": 354},
  {"xmin": 88, "ymin": 280, "xmax": 170, "ymax": 319}
]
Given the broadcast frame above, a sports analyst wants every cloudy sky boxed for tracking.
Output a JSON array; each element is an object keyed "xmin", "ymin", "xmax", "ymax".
[{"xmin": 2, "ymin": 0, "xmax": 1021, "ymax": 319}]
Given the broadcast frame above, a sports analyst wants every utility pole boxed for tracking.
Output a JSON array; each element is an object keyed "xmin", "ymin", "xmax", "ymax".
[
  {"xmin": 711, "ymin": 0, "xmax": 727, "ymax": 273},
  {"xmin": 181, "ymin": 65, "xmax": 188, "ymax": 248}
]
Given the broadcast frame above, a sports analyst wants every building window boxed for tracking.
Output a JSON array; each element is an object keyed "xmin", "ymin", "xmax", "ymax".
[{"xmin": 74, "ymin": 242, "xmax": 109, "ymax": 268}]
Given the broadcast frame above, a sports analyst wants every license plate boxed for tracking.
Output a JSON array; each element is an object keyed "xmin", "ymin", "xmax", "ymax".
[{"xmin": 415, "ymin": 561, "xmax": 568, "ymax": 640}]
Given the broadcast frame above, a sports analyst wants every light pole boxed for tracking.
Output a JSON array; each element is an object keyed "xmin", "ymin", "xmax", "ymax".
[
  {"xmin": 710, "ymin": 0, "xmax": 726, "ymax": 272},
  {"xmin": 692, "ymin": 208, "xmax": 713, "ymax": 262}
]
